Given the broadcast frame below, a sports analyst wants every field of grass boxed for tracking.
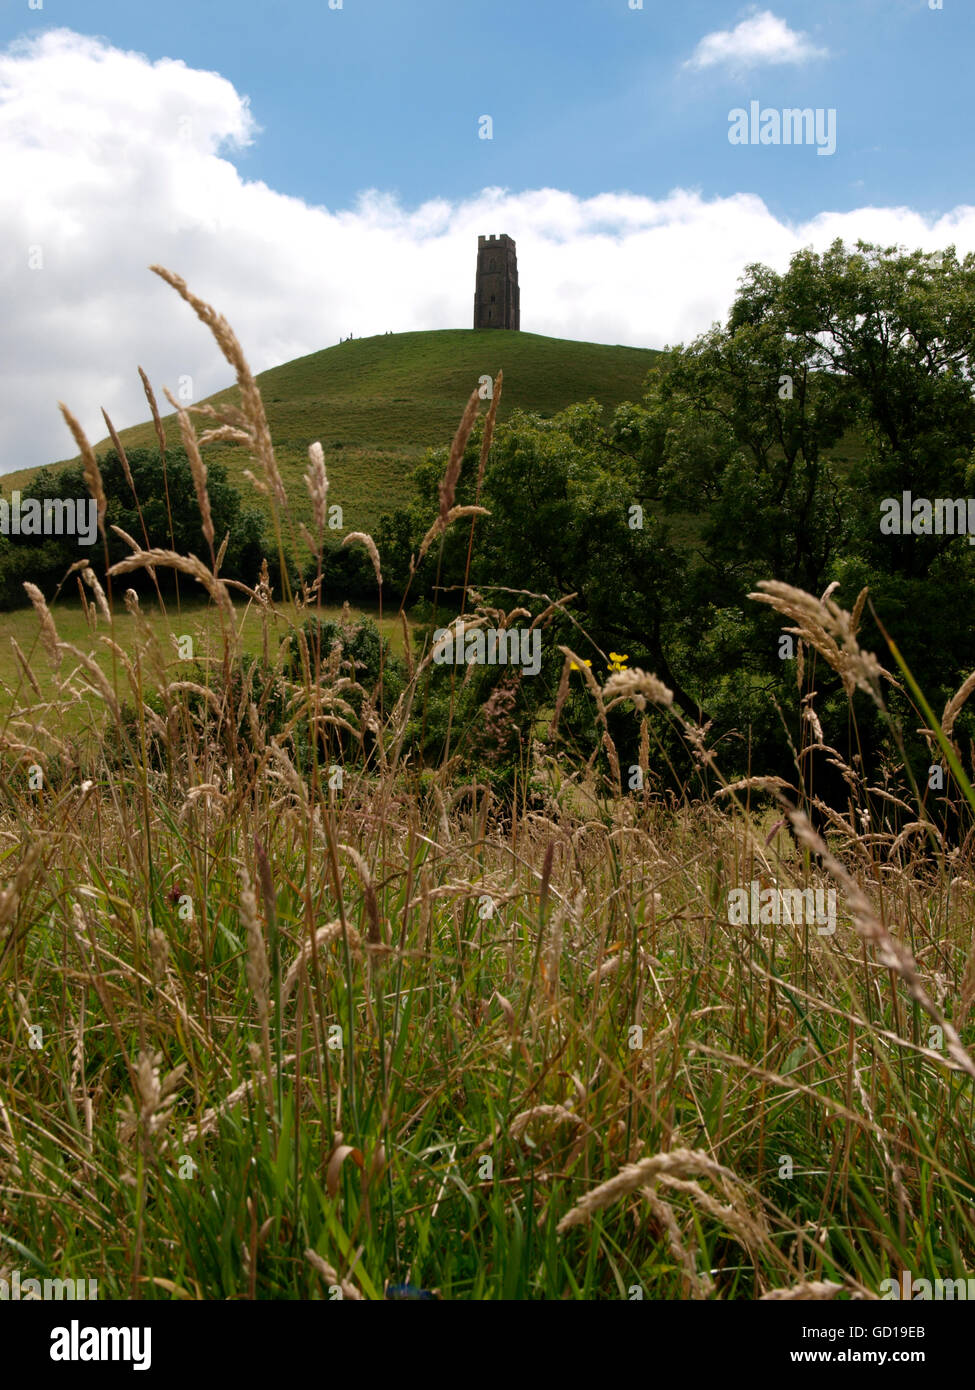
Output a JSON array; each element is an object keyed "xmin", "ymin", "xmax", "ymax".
[
  {"xmin": 1, "ymin": 270, "xmax": 973, "ymax": 1304},
  {"xmin": 1, "ymin": 330, "xmax": 660, "ymax": 537},
  {"xmin": 0, "ymin": 598, "xmax": 405, "ymax": 732}
]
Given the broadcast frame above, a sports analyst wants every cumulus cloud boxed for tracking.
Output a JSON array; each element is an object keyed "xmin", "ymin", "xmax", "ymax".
[
  {"xmin": 684, "ymin": 10, "xmax": 828, "ymax": 72},
  {"xmin": 2, "ymin": 28, "xmax": 971, "ymax": 478}
]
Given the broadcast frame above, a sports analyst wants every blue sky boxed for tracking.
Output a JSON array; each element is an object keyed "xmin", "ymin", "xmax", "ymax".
[
  {"xmin": 2, "ymin": 0, "xmax": 964, "ymax": 220},
  {"xmin": 1, "ymin": 1, "xmax": 971, "ymax": 470}
]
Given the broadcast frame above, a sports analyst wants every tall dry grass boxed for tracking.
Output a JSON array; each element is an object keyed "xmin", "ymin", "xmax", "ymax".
[{"xmin": 0, "ymin": 271, "xmax": 973, "ymax": 1300}]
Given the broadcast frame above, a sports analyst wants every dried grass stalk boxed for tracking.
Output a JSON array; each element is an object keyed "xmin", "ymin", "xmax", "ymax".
[
  {"xmin": 0, "ymin": 841, "xmax": 45, "ymax": 935},
  {"xmin": 508, "ymin": 1104, "xmax": 584, "ymax": 1142},
  {"xmin": 341, "ymin": 532, "xmax": 382, "ymax": 588},
  {"xmin": 749, "ymin": 581, "xmax": 887, "ymax": 704},
  {"xmin": 439, "ymin": 387, "xmax": 480, "ymax": 525},
  {"xmin": 549, "ymin": 654, "xmax": 573, "ymax": 741},
  {"xmin": 715, "ymin": 775, "xmax": 795, "ymax": 797},
  {"xmin": 150, "ymin": 266, "xmax": 287, "ymax": 508},
  {"xmin": 304, "ymin": 1249, "xmax": 363, "ymax": 1301},
  {"xmin": 786, "ymin": 805, "xmax": 975, "ymax": 1080},
  {"xmin": 58, "ymin": 404, "xmax": 106, "ymax": 539},
  {"xmin": 9, "ymin": 638, "xmax": 42, "ymax": 698},
  {"xmin": 603, "ymin": 668, "xmax": 674, "ymax": 711},
  {"xmin": 942, "ymin": 668, "xmax": 975, "ymax": 743},
  {"xmin": 341, "ymin": 844, "xmax": 382, "ymax": 944},
  {"xmin": 138, "ymin": 366, "xmax": 167, "ymax": 455},
  {"xmin": 399, "ymin": 610, "xmax": 414, "ymax": 681},
  {"xmin": 22, "ymin": 584, "xmax": 61, "ymax": 669},
  {"xmin": 108, "ymin": 547, "xmax": 234, "ymax": 622},
  {"xmin": 101, "ymin": 408, "xmax": 136, "ymax": 495},
  {"xmin": 180, "ymin": 1062, "xmax": 294, "ymax": 1144},
  {"xmin": 305, "ymin": 442, "xmax": 329, "ymax": 536},
  {"xmin": 281, "ymin": 919, "xmax": 359, "ymax": 1004},
  {"xmin": 761, "ymin": 1281, "xmax": 851, "ymax": 1301},
  {"xmin": 557, "ymin": 1147, "xmax": 744, "ymax": 1233},
  {"xmin": 240, "ymin": 867, "xmax": 269, "ymax": 1027},
  {"xmin": 56, "ymin": 642, "xmax": 121, "ymax": 720},
  {"xmin": 644, "ymin": 1189, "xmax": 715, "ymax": 1298},
  {"xmin": 475, "ymin": 368, "xmax": 503, "ymax": 495},
  {"xmin": 417, "ymin": 505, "xmax": 490, "ymax": 563},
  {"xmin": 80, "ymin": 566, "xmax": 111, "ymax": 625},
  {"xmin": 164, "ymin": 386, "xmax": 214, "ymax": 552}
]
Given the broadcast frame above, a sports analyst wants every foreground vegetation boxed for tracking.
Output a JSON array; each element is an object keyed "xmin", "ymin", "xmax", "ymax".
[{"xmin": 0, "ymin": 266, "xmax": 973, "ymax": 1301}]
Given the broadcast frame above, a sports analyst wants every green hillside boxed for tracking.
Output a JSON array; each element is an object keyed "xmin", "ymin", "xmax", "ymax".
[{"xmin": 6, "ymin": 330, "xmax": 660, "ymax": 535}]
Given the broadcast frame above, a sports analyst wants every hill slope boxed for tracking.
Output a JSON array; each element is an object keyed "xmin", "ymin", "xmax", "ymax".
[{"xmin": 5, "ymin": 330, "xmax": 659, "ymax": 534}]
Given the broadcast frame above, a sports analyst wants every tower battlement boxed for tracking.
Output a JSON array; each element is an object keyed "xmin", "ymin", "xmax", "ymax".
[{"xmin": 474, "ymin": 234, "xmax": 520, "ymax": 330}]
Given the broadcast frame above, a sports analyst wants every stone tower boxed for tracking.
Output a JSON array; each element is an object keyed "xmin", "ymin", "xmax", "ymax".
[{"xmin": 473, "ymin": 234, "xmax": 520, "ymax": 330}]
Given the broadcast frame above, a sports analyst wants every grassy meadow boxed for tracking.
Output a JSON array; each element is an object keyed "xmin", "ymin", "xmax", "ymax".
[
  {"xmin": 0, "ymin": 597, "xmax": 405, "ymax": 733},
  {"xmin": 1, "ymin": 268, "xmax": 974, "ymax": 1303}
]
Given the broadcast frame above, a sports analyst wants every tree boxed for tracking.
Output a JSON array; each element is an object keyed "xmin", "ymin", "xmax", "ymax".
[
  {"xmin": 383, "ymin": 240, "xmax": 975, "ymax": 800},
  {"xmin": 0, "ymin": 447, "xmax": 268, "ymax": 606}
]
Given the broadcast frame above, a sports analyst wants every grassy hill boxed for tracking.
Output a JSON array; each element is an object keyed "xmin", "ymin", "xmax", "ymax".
[{"xmin": 4, "ymin": 329, "xmax": 660, "ymax": 535}]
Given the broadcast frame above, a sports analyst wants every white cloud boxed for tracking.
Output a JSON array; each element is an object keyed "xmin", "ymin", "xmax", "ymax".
[
  {"xmin": 685, "ymin": 10, "xmax": 828, "ymax": 72},
  {"xmin": 2, "ymin": 29, "xmax": 971, "ymax": 479}
]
